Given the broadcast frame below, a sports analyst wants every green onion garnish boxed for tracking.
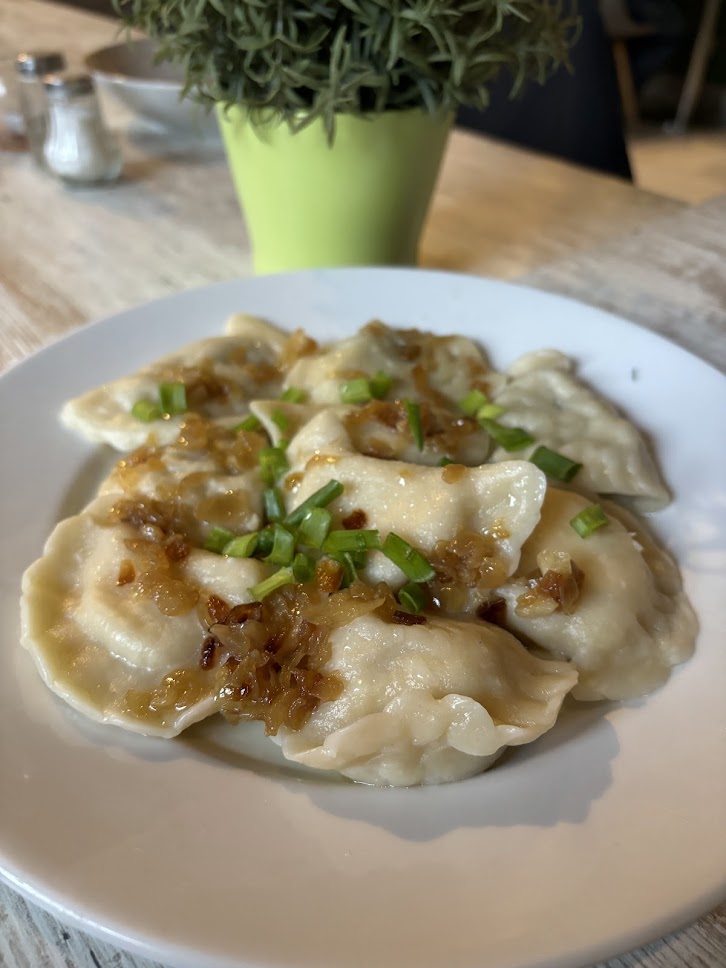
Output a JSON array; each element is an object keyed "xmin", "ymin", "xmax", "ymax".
[
  {"xmin": 382, "ymin": 533, "xmax": 436, "ymax": 583},
  {"xmin": 438, "ymin": 456, "xmax": 454, "ymax": 467},
  {"xmin": 570, "ymin": 504, "xmax": 609, "ymax": 538},
  {"xmin": 398, "ymin": 582, "xmax": 427, "ymax": 614},
  {"xmin": 280, "ymin": 386, "xmax": 307, "ymax": 403},
  {"xmin": 339, "ymin": 378, "xmax": 372, "ymax": 405},
  {"xmin": 459, "ymin": 388, "xmax": 489, "ymax": 416},
  {"xmin": 263, "ymin": 487, "xmax": 285, "ymax": 522},
  {"xmin": 336, "ymin": 551, "xmax": 359, "ymax": 586},
  {"xmin": 264, "ymin": 523, "xmax": 296, "ymax": 566},
  {"xmin": 249, "ymin": 568, "xmax": 294, "ymax": 602},
  {"xmin": 271, "ymin": 409, "xmax": 289, "ymax": 434},
  {"xmin": 234, "ymin": 414, "xmax": 261, "ymax": 433},
  {"xmin": 223, "ymin": 532, "xmax": 259, "ymax": 558},
  {"xmin": 297, "ymin": 507, "xmax": 332, "ymax": 549},
  {"xmin": 131, "ymin": 399, "xmax": 162, "ymax": 423},
  {"xmin": 292, "ymin": 552, "xmax": 316, "ymax": 583},
  {"xmin": 530, "ymin": 445, "xmax": 582, "ymax": 483},
  {"xmin": 476, "ymin": 402, "xmax": 505, "ymax": 420},
  {"xmin": 204, "ymin": 526, "xmax": 236, "ymax": 554},
  {"xmin": 259, "ymin": 446, "xmax": 289, "ymax": 485},
  {"xmin": 348, "ymin": 550, "xmax": 367, "ymax": 569},
  {"xmin": 405, "ymin": 399, "xmax": 424, "ymax": 451},
  {"xmin": 479, "ymin": 418, "xmax": 535, "ymax": 452},
  {"xmin": 159, "ymin": 382, "xmax": 187, "ymax": 416},
  {"xmin": 369, "ymin": 371, "xmax": 393, "ymax": 399},
  {"xmin": 322, "ymin": 529, "xmax": 381, "ymax": 555},
  {"xmin": 255, "ymin": 525, "xmax": 275, "ymax": 558},
  {"xmin": 284, "ymin": 480, "xmax": 343, "ymax": 528}
]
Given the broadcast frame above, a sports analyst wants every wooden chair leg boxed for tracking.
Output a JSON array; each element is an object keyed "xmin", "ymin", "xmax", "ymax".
[{"xmin": 670, "ymin": 0, "xmax": 723, "ymax": 133}]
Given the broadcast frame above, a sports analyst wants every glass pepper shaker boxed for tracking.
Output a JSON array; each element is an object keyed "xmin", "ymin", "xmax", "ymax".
[
  {"xmin": 15, "ymin": 50, "xmax": 66, "ymax": 164},
  {"xmin": 42, "ymin": 73, "xmax": 122, "ymax": 185}
]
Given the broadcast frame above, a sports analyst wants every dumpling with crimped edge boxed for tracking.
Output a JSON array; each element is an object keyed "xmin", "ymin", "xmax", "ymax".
[
  {"xmin": 489, "ymin": 350, "xmax": 670, "ymax": 509},
  {"xmin": 494, "ymin": 488, "xmax": 697, "ymax": 701},
  {"xmin": 20, "ymin": 496, "xmax": 273, "ymax": 737},
  {"xmin": 283, "ymin": 320, "xmax": 496, "ymax": 409},
  {"xmin": 97, "ymin": 414, "xmax": 267, "ymax": 539},
  {"xmin": 275, "ymin": 611, "xmax": 578, "ymax": 786},
  {"xmin": 61, "ymin": 315, "xmax": 288, "ymax": 452},
  {"xmin": 250, "ymin": 398, "xmax": 490, "ymax": 467},
  {"xmin": 285, "ymin": 410, "xmax": 546, "ymax": 590}
]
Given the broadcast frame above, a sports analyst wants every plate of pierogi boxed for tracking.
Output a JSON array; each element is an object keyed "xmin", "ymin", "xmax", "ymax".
[{"xmin": 0, "ymin": 268, "xmax": 724, "ymax": 968}]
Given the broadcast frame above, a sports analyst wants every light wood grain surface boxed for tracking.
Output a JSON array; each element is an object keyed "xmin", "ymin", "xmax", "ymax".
[{"xmin": 0, "ymin": 2, "xmax": 724, "ymax": 967}]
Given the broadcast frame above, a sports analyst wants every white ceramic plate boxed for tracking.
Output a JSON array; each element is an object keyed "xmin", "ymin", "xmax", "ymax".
[{"xmin": 1, "ymin": 269, "xmax": 724, "ymax": 968}]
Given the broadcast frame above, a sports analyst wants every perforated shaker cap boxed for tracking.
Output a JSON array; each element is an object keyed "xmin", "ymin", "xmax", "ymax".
[
  {"xmin": 15, "ymin": 51, "xmax": 66, "ymax": 77},
  {"xmin": 43, "ymin": 72, "xmax": 96, "ymax": 99}
]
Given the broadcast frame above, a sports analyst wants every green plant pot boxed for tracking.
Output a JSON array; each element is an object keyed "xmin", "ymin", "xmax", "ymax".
[{"xmin": 217, "ymin": 105, "xmax": 452, "ymax": 275}]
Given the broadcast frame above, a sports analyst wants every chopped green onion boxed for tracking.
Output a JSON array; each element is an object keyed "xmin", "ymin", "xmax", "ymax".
[
  {"xmin": 348, "ymin": 550, "xmax": 367, "ymax": 569},
  {"xmin": 258, "ymin": 446, "xmax": 289, "ymax": 485},
  {"xmin": 334, "ymin": 551, "xmax": 358, "ymax": 586},
  {"xmin": 234, "ymin": 414, "xmax": 261, "ymax": 433},
  {"xmin": 530, "ymin": 445, "xmax": 582, "ymax": 483},
  {"xmin": 382, "ymin": 533, "xmax": 436, "ymax": 583},
  {"xmin": 279, "ymin": 386, "xmax": 307, "ymax": 403},
  {"xmin": 263, "ymin": 487, "xmax": 285, "ymax": 522},
  {"xmin": 479, "ymin": 418, "xmax": 535, "ymax": 452},
  {"xmin": 570, "ymin": 504, "xmax": 609, "ymax": 538},
  {"xmin": 284, "ymin": 480, "xmax": 343, "ymax": 528},
  {"xmin": 297, "ymin": 507, "xmax": 332, "ymax": 549},
  {"xmin": 459, "ymin": 388, "xmax": 489, "ymax": 416},
  {"xmin": 271, "ymin": 409, "xmax": 289, "ymax": 434},
  {"xmin": 405, "ymin": 399, "xmax": 424, "ymax": 451},
  {"xmin": 255, "ymin": 525, "xmax": 275, "ymax": 557},
  {"xmin": 369, "ymin": 370, "xmax": 393, "ymax": 399},
  {"xmin": 249, "ymin": 568, "xmax": 294, "ymax": 602},
  {"xmin": 339, "ymin": 378, "xmax": 372, "ymax": 405},
  {"xmin": 131, "ymin": 399, "xmax": 162, "ymax": 423},
  {"xmin": 476, "ymin": 402, "xmax": 505, "ymax": 421},
  {"xmin": 223, "ymin": 532, "xmax": 259, "ymax": 558},
  {"xmin": 398, "ymin": 582, "xmax": 427, "ymax": 614},
  {"xmin": 159, "ymin": 381, "xmax": 187, "ymax": 416},
  {"xmin": 265, "ymin": 523, "xmax": 296, "ymax": 566},
  {"xmin": 438, "ymin": 456, "xmax": 454, "ymax": 467},
  {"xmin": 323, "ymin": 529, "xmax": 381, "ymax": 555},
  {"xmin": 204, "ymin": 526, "xmax": 236, "ymax": 554},
  {"xmin": 277, "ymin": 437, "xmax": 290, "ymax": 451},
  {"xmin": 292, "ymin": 552, "xmax": 316, "ymax": 583}
]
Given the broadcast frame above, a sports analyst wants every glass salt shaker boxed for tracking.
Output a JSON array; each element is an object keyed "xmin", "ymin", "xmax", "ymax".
[
  {"xmin": 15, "ymin": 50, "xmax": 66, "ymax": 164},
  {"xmin": 42, "ymin": 72, "xmax": 122, "ymax": 185}
]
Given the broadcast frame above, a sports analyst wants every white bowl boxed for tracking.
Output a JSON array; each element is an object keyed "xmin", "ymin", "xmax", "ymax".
[{"xmin": 85, "ymin": 38, "xmax": 217, "ymax": 135}]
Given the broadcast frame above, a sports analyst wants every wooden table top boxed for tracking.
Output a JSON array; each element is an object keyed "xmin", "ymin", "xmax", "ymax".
[{"xmin": 0, "ymin": 2, "xmax": 724, "ymax": 967}]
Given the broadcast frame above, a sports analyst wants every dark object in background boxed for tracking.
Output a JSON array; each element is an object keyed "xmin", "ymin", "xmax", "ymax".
[
  {"xmin": 48, "ymin": 0, "xmax": 116, "ymax": 13},
  {"xmin": 457, "ymin": 0, "xmax": 633, "ymax": 180}
]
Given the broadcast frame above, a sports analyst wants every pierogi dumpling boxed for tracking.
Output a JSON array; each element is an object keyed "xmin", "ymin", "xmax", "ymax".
[
  {"xmin": 490, "ymin": 350, "xmax": 669, "ymax": 509},
  {"xmin": 61, "ymin": 315, "xmax": 288, "ymax": 451},
  {"xmin": 251, "ymin": 399, "xmax": 490, "ymax": 467},
  {"xmin": 21, "ymin": 496, "xmax": 273, "ymax": 737},
  {"xmin": 285, "ymin": 410, "xmax": 546, "ymax": 589},
  {"xmin": 98, "ymin": 415, "xmax": 266, "ymax": 538},
  {"xmin": 284, "ymin": 320, "xmax": 495, "ymax": 408},
  {"xmin": 276, "ymin": 611, "xmax": 577, "ymax": 786},
  {"xmin": 496, "ymin": 489, "xmax": 696, "ymax": 700}
]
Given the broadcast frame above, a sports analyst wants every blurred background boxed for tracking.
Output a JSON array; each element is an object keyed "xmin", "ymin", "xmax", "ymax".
[{"xmin": 44, "ymin": 0, "xmax": 726, "ymax": 204}]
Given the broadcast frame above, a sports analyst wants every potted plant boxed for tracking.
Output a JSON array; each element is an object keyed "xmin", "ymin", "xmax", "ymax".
[{"xmin": 119, "ymin": 1, "xmax": 577, "ymax": 274}]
